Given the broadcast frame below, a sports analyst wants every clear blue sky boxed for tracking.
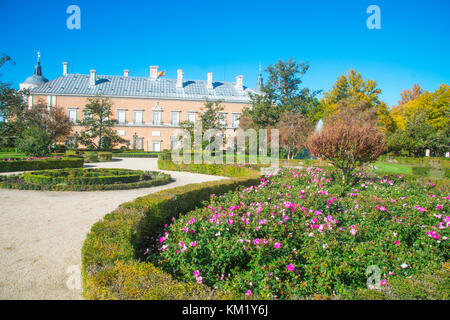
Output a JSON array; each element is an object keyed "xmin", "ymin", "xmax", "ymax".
[{"xmin": 1, "ymin": 0, "xmax": 449, "ymax": 107}]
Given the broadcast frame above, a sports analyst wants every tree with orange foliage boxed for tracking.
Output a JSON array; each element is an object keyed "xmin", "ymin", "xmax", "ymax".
[
  {"xmin": 307, "ymin": 106, "xmax": 385, "ymax": 184},
  {"xmin": 279, "ymin": 110, "xmax": 313, "ymax": 159}
]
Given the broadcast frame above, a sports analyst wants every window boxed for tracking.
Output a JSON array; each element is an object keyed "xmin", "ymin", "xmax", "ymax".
[
  {"xmin": 134, "ymin": 111, "xmax": 143, "ymax": 124},
  {"xmin": 187, "ymin": 112, "xmax": 196, "ymax": 123},
  {"xmin": 28, "ymin": 96, "xmax": 33, "ymax": 109},
  {"xmin": 171, "ymin": 111, "xmax": 180, "ymax": 126},
  {"xmin": 68, "ymin": 109, "xmax": 77, "ymax": 123},
  {"xmin": 152, "ymin": 141, "xmax": 161, "ymax": 152},
  {"xmin": 232, "ymin": 113, "xmax": 240, "ymax": 128},
  {"xmin": 117, "ymin": 110, "xmax": 126, "ymax": 124},
  {"xmin": 218, "ymin": 112, "xmax": 227, "ymax": 126},
  {"xmin": 52, "ymin": 96, "xmax": 57, "ymax": 107},
  {"xmin": 152, "ymin": 110, "xmax": 162, "ymax": 125}
]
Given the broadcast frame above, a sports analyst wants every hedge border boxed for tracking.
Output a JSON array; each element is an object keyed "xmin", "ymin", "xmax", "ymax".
[
  {"xmin": 0, "ymin": 157, "xmax": 84, "ymax": 173},
  {"xmin": 81, "ymin": 169, "xmax": 261, "ymax": 299},
  {"xmin": 0, "ymin": 171, "xmax": 172, "ymax": 192},
  {"xmin": 23, "ymin": 168, "xmax": 144, "ymax": 185}
]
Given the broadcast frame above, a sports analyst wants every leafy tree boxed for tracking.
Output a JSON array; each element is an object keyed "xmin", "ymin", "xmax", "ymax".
[
  {"xmin": 279, "ymin": 110, "xmax": 313, "ymax": 159},
  {"xmin": 242, "ymin": 58, "xmax": 321, "ymax": 128},
  {"xmin": 16, "ymin": 126, "xmax": 53, "ymax": 156},
  {"xmin": 322, "ymin": 69, "xmax": 394, "ymax": 132},
  {"xmin": 307, "ymin": 106, "xmax": 385, "ymax": 184},
  {"xmin": 78, "ymin": 96, "xmax": 124, "ymax": 150},
  {"xmin": 24, "ymin": 102, "xmax": 72, "ymax": 143},
  {"xmin": 179, "ymin": 100, "xmax": 226, "ymax": 151},
  {"xmin": 0, "ymin": 55, "xmax": 28, "ymax": 147}
]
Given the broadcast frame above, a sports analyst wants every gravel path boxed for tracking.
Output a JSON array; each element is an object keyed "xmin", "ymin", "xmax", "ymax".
[{"xmin": 0, "ymin": 158, "xmax": 225, "ymax": 300}]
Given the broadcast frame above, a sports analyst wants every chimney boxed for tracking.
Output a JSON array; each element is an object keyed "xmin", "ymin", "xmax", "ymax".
[
  {"xmin": 124, "ymin": 69, "xmax": 130, "ymax": 77},
  {"xmin": 89, "ymin": 69, "xmax": 97, "ymax": 86},
  {"xmin": 176, "ymin": 69, "xmax": 183, "ymax": 88},
  {"xmin": 149, "ymin": 66, "xmax": 158, "ymax": 79},
  {"xmin": 207, "ymin": 72, "xmax": 213, "ymax": 89},
  {"xmin": 235, "ymin": 75, "xmax": 243, "ymax": 91},
  {"xmin": 62, "ymin": 62, "xmax": 68, "ymax": 76}
]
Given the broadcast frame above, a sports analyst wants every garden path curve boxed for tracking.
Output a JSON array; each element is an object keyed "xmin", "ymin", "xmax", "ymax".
[{"xmin": 0, "ymin": 158, "xmax": 224, "ymax": 300}]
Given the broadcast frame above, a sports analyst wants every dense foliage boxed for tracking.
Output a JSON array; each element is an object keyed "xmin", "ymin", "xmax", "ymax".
[
  {"xmin": 0, "ymin": 156, "xmax": 83, "ymax": 173},
  {"xmin": 153, "ymin": 167, "xmax": 449, "ymax": 299}
]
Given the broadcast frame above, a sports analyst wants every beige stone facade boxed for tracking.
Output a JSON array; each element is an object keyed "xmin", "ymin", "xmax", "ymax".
[{"xmin": 30, "ymin": 94, "xmax": 247, "ymax": 151}]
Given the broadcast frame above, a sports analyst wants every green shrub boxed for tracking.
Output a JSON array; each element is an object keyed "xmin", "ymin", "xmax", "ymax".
[
  {"xmin": 445, "ymin": 168, "xmax": 450, "ymax": 179},
  {"xmin": 412, "ymin": 166, "xmax": 431, "ymax": 176},
  {"xmin": 97, "ymin": 152, "xmax": 112, "ymax": 162},
  {"xmin": 1, "ymin": 169, "xmax": 171, "ymax": 191},
  {"xmin": 157, "ymin": 159, "xmax": 259, "ymax": 177},
  {"xmin": 17, "ymin": 126, "xmax": 53, "ymax": 157},
  {"xmin": 0, "ymin": 157, "xmax": 84, "ymax": 173},
  {"xmin": 81, "ymin": 174, "xmax": 261, "ymax": 299}
]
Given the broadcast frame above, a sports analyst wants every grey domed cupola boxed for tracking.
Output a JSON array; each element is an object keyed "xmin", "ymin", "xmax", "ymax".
[{"xmin": 20, "ymin": 51, "xmax": 49, "ymax": 90}]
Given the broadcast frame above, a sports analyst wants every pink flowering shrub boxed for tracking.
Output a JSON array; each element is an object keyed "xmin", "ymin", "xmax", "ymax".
[{"xmin": 151, "ymin": 167, "xmax": 449, "ymax": 299}]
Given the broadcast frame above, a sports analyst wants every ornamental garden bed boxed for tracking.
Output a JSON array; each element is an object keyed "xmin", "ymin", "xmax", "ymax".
[
  {"xmin": 0, "ymin": 168, "xmax": 172, "ymax": 191},
  {"xmin": 0, "ymin": 157, "xmax": 84, "ymax": 173},
  {"xmin": 150, "ymin": 167, "xmax": 449, "ymax": 299},
  {"xmin": 82, "ymin": 166, "xmax": 449, "ymax": 299}
]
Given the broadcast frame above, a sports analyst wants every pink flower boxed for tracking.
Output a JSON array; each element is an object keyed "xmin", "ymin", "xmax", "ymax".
[
  {"xmin": 380, "ymin": 279, "xmax": 387, "ymax": 287},
  {"xmin": 436, "ymin": 204, "xmax": 443, "ymax": 210},
  {"xmin": 400, "ymin": 263, "xmax": 408, "ymax": 269},
  {"xmin": 196, "ymin": 276, "xmax": 203, "ymax": 284},
  {"xmin": 394, "ymin": 240, "xmax": 400, "ymax": 245},
  {"xmin": 273, "ymin": 242, "xmax": 281, "ymax": 249},
  {"xmin": 286, "ymin": 264, "xmax": 295, "ymax": 272},
  {"xmin": 227, "ymin": 219, "xmax": 233, "ymax": 225},
  {"xmin": 190, "ymin": 241, "xmax": 197, "ymax": 247},
  {"xmin": 188, "ymin": 218, "xmax": 196, "ymax": 224},
  {"xmin": 245, "ymin": 289, "xmax": 252, "ymax": 296},
  {"xmin": 193, "ymin": 270, "xmax": 200, "ymax": 277}
]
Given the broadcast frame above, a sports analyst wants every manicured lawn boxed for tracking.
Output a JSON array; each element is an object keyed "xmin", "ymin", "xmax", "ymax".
[{"xmin": 373, "ymin": 161, "xmax": 445, "ymax": 179}]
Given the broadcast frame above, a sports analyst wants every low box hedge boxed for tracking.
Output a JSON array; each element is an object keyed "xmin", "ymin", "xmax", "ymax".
[
  {"xmin": 81, "ymin": 172, "xmax": 261, "ymax": 299},
  {"xmin": 157, "ymin": 159, "xmax": 261, "ymax": 177},
  {"xmin": 22, "ymin": 168, "xmax": 143, "ymax": 185},
  {"xmin": 0, "ymin": 171, "xmax": 172, "ymax": 192},
  {"xmin": 0, "ymin": 157, "xmax": 84, "ymax": 173},
  {"xmin": 411, "ymin": 166, "xmax": 431, "ymax": 176}
]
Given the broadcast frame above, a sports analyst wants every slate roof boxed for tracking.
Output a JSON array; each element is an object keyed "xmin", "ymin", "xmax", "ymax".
[{"xmin": 30, "ymin": 73, "xmax": 254, "ymax": 103}]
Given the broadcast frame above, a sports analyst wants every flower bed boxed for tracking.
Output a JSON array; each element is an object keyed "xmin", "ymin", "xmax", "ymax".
[
  {"xmin": 0, "ymin": 157, "xmax": 84, "ymax": 173},
  {"xmin": 151, "ymin": 167, "xmax": 449, "ymax": 299},
  {"xmin": 81, "ymin": 174, "xmax": 261, "ymax": 299},
  {"xmin": 0, "ymin": 168, "xmax": 172, "ymax": 191}
]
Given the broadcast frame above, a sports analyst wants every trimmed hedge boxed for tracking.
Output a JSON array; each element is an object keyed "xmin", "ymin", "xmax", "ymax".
[
  {"xmin": 0, "ymin": 169, "xmax": 172, "ymax": 191},
  {"xmin": 411, "ymin": 166, "xmax": 431, "ymax": 176},
  {"xmin": 114, "ymin": 152, "xmax": 160, "ymax": 158},
  {"xmin": 23, "ymin": 168, "xmax": 143, "ymax": 185},
  {"xmin": 81, "ymin": 173, "xmax": 261, "ymax": 299},
  {"xmin": 157, "ymin": 159, "xmax": 261, "ymax": 177},
  {"xmin": 0, "ymin": 157, "xmax": 84, "ymax": 173}
]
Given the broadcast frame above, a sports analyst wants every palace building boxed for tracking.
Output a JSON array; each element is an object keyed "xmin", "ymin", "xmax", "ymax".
[{"xmin": 20, "ymin": 53, "xmax": 263, "ymax": 151}]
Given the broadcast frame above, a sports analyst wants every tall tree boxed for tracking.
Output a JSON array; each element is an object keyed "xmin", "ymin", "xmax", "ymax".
[
  {"xmin": 243, "ymin": 58, "xmax": 321, "ymax": 128},
  {"xmin": 322, "ymin": 69, "xmax": 394, "ymax": 132},
  {"xmin": 179, "ymin": 100, "xmax": 226, "ymax": 150},
  {"xmin": 279, "ymin": 110, "xmax": 313, "ymax": 159},
  {"xmin": 24, "ymin": 102, "xmax": 72, "ymax": 143},
  {"xmin": 78, "ymin": 96, "xmax": 124, "ymax": 150}
]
